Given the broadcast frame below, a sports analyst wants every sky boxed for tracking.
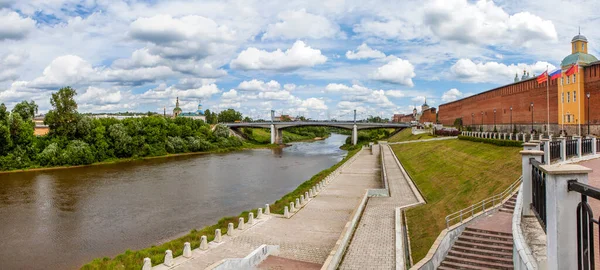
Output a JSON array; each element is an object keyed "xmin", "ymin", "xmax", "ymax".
[{"xmin": 0, "ymin": 0, "xmax": 597, "ymax": 121}]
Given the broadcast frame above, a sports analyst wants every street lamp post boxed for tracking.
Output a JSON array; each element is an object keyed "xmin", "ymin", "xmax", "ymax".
[
  {"xmin": 587, "ymin": 92, "xmax": 591, "ymax": 135},
  {"xmin": 530, "ymin": 102, "xmax": 534, "ymax": 133},
  {"xmin": 493, "ymin": 109, "xmax": 496, "ymax": 131},
  {"xmin": 510, "ymin": 106, "xmax": 513, "ymax": 133},
  {"xmin": 481, "ymin": 111, "xmax": 484, "ymax": 131},
  {"xmin": 471, "ymin": 113, "xmax": 474, "ymax": 130}
]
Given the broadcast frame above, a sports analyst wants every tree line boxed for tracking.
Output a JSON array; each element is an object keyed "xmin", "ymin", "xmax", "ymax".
[{"xmin": 0, "ymin": 87, "xmax": 251, "ymax": 171}]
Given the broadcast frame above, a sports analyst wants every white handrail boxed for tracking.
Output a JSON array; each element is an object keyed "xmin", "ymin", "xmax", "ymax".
[{"xmin": 445, "ymin": 176, "xmax": 522, "ymax": 229}]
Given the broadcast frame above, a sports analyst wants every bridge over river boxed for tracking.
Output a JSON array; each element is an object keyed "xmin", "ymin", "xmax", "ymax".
[{"xmin": 224, "ymin": 121, "xmax": 410, "ymax": 145}]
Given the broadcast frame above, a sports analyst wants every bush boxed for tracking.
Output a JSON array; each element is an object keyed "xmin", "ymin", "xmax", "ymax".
[
  {"xmin": 166, "ymin": 136, "xmax": 188, "ymax": 153},
  {"xmin": 458, "ymin": 135, "xmax": 523, "ymax": 147},
  {"xmin": 62, "ymin": 140, "xmax": 95, "ymax": 165},
  {"xmin": 435, "ymin": 128, "xmax": 460, "ymax": 136},
  {"xmin": 38, "ymin": 142, "xmax": 63, "ymax": 166}
]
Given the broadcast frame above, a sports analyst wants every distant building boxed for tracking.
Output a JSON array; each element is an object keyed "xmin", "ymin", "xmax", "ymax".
[
  {"xmin": 176, "ymin": 98, "xmax": 206, "ymax": 121},
  {"xmin": 33, "ymin": 115, "xmax": 49, "ymax": 136},
  {"xmin": 392, "ymin": 99, "xmax": 437, "ymax": 124},
  {"xmin": 173, "ymin": 97, "xmax": 182, "ymax": 117}
]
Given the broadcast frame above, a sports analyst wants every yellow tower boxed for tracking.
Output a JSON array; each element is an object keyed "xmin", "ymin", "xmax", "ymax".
[{"xmin": 558, "ymin": 32, "xmax": 598, "ymax": 130}]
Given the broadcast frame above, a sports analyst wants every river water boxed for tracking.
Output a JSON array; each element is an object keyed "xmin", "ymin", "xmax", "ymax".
[{"xmin": 0, "ymin": 134, "xmax": 348, "ymax": 269}]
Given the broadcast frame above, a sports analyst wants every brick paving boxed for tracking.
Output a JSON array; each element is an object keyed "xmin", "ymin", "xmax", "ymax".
[
  {"xmin": 169, "ymin": 148, "xmax": 380, "ymax": 269},
  {"xmin": 339, "ymin": 145, "xmax": 420, "ymax": 270}
]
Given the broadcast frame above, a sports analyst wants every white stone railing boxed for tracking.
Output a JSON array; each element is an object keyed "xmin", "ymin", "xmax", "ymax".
[{"xmin": 512, "ymin": 184, "xmax": 538, "ymax": 270}]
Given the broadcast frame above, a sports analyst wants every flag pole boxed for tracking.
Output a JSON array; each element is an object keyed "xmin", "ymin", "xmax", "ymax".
[
  {"xmin": 578, "ymin": 65, "xmax": 581, "ymax": 136},
  {"xmin": 546, "ymin": 65, "xmax": 549, "ymax": 136},
  {"xmin": 561, "ymin": 71, "xmax": 564, "ymax": 133}
]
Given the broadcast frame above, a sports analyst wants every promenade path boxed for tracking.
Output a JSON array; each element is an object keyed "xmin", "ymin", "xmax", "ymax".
[
  {"xmin": 169, "ymin": 148, "xmax": 380, "ymax": 269},
  {"xmin": 339, "ymin": 144, "xmax": 422, "ymax": 269}
]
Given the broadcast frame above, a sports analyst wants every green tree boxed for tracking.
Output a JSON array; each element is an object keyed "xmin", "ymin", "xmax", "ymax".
[
  {"xmin": 213, "ymin": 124, "xmax": 230, "ymax": 138},
  {"xmin": 0, "ymin": 103, "xmax": 10, "ymax": 124},
  {"xmin": 0, "ymin": 123, "xmax": 11, "ymax": 156},
  {"xmin": 9, "ymin": 113, "xmax": 34, "ymax": 147},
  {"xmin": 217, "ymin": 109, "xmax": 242, "ymax": 123},
  {"xmin": 45, "ymin": 87, "xmax": 79, "ymax": 138},
  {"xmin": 204, "ymin": 109, "xmax": 217, "ymax": 124},
  {"xmin": 12, "ymin": 100, "xmax": 38, "ymax": 120}
]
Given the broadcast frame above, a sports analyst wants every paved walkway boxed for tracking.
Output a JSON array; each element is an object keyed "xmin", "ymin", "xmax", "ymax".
[
  {"xmin": 339, "ymin": 144, "xmax": 421, "ymax": 270},
  {"xmin": 170, "ymin": 148, "xmax": 380, "ymax": 269}
]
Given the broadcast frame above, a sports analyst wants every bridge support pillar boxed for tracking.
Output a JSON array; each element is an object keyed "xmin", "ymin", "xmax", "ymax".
[
  {"xmin": 352, "ymin": 124, "xmax": 358, "ymax": 145},
  {"xmin": 270, "ymin": 124, "xmax": 276, "ymax": 144},
  {"xmin": 271, "ymin": 125, "xmax": 283, "ymax": 144}
]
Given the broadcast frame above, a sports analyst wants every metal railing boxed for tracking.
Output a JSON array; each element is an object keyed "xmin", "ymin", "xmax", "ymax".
[
  {"xmin": 531, "ymin": 159, "xmax": 547, "ymax": 231},
  {"xmin": 567, "ymin": 139, "xmax": 579, "ymax": 158},
  {"xmin": 445, "ymin": 176, "xmax": 522, "ymax": 229},
  {"xmin": 568, "ymin": 180, "xmax": 600, "ymax": 270},
  {"xmin": 583, "ymin": 138, "xmax": 593, "ymax": 155},
  {"xmin": 550, "ymin": 141, "xmax": 561, "ymax": 161}
]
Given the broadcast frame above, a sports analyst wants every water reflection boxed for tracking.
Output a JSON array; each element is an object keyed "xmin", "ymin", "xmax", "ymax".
[{"xmin": 0, "ymin": 134, "xmax": 347, "ymax": 269}]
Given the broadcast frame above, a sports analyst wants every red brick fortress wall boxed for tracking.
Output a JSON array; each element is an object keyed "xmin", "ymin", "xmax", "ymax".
[{"xmin": 438, "ymin": 78, "xmax": 559, "ymax": 128}]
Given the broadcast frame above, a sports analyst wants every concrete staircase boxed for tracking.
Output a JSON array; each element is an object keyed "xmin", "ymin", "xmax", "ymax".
[
  {"xmin": 498, "ymin": 194, "xmax": 517, "ymax": 213},
  {"xmin": 438, "ymin": 194, "xmax": 516, "ymax": 269}
]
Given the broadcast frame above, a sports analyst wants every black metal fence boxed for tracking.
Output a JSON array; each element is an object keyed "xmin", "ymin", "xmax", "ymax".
[
  {"xmin": 550, "ymin": 141, "xmax": 561, "ymax": 161},
  {"xmin": 583, "ymin": 138, "xmax": 593, "ymax": 155},
  {"xmin": 568, "ymin": 180, "xmax": 600, "ymax": 270},
  {"xmin": 531, "ymin": 159, "xmax": 547, "ymax": 231},
  {"xmin": 567, "ymin": 139, "xmax": 579, "ymax": 158}
]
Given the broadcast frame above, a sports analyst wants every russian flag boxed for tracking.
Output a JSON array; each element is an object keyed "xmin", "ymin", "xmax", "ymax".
[
  {"xmin": 549, "ymin": 69, "xmax": 561, "ymax": 80},
  {"xmin": 536, "ymin": 71, "xmax": 548, "ymax": 84}
]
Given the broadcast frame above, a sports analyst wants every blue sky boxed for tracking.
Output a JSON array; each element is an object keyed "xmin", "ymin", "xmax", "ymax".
[{"xmin": 0, "ymin": 0, "xmax": 596, "ymax": 120}]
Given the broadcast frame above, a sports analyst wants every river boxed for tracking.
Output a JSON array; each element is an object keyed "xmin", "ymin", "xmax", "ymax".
[{"xmin": 0, "ymin": 134, "xmax": 348, "ymax": 270}]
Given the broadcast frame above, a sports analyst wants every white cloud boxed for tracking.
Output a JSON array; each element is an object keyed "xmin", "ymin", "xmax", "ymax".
[
  {"xmin": 221, "ymin": 89, "xmax": 239, "ymax": 100},
  {"xmin": 78, "ymin": 86, "xmax": 122, "ymax": 105},
  {"xmin": 129, "ymin": 14, "xmax": 235, "ymax": 45},
  {"xmin": 353, "ymin": 19, "xmax": 423, "ymax": 40},
  {"xmin": 262, "ymin": 9, "xmax": 342, "ymax": 40},
  {"xmin": 450, "ymin": 58, "xmax": 556, "ymax": 83},
  {"xmin": 237, "ymin": 79, "xmax": 282, "ymax": 92},
  {"xmin": 29, "ymin": 55, "xmax": 94, "ymax": 89},
  {"xmin": 140, "ymin": 83, "xmax": 221, "ymax": 101},
  {"xmin": 325, "ymin": 83, "xmax": 371, "ymax": 95},
  {"xmin": 0, "ymin": 9, "xmax": 35, "ymax": 40},
  {"xmin": 424, "ymin": 0, "xmax": 557, "ymax": 46},
  {"xmin": 258, "ymin": 90, "xmax": 293, "ymax": 100},
  {"xmin": 385, "ymin": 90, "xmax": 406, "ymax": 98},
  {"xmin": 346, "ymin": 43, "xmax": 386, "ymax": 60},
  {"xmin": 370, "ymin": 58, "xmax": 416, "ymax": 86},
  {"xmin": 441, "ymin": 88, "xmax": 464, "ymax": 102},
  {"xmin": 301, "ymin": 97, "xmax": 327, "ymax": 110},
  {"xmin": 230, "ymin": 40, "xmax": 327, "ymax": 70}
]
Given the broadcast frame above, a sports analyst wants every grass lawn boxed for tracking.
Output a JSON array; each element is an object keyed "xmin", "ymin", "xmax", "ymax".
[
  {"xmin": 388, "ymin": 128, "xmax": 436, "ymax": 142},
  {"xmin": 390, "ymin": 139, "xmax": 521, "ymax": 262}
]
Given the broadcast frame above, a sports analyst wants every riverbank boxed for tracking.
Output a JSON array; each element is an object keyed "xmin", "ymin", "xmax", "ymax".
[
  {"xmin": 0, "ymin": 142, "xmax": 280, "ymax": 175},
  {"xmin": 81, "ymin": 146, "xmax": 359, "ymax": 269}
]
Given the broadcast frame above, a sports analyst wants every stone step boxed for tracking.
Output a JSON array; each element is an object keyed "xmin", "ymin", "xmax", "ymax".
[
  {"xmin": 451, "ymin": 245, "xmax": 513, "ymax": 259},
  {"xmin": 464, "ymin": 227, "xmax": 512, "ymax": 237},
  {"xmin": 438, "ymin": 261, "xmax": 481, "ymax": 270},
  {"xmin": 499, "ymin": 208, "xmax": 514, "ymax": 213},
  {"xmin": 454, "ymin": 239, "xmax": 513, "ymax": 253},
  {"xmin": 457, "ymin": 235, "xmax": 513, "ymax": 247},
  {"xmin": 461, "ymin": 230, "xmax": 513, "ymax": 242},
  {"xmin": 504, "ymin": 202, "xmax": 516, "ymax": 207},
  {"xmin": 444, "ymin": 255, "xmax": 514, "ymax": 269},
  {"xmin": 448, "ymin": 250, "xmax": 513, "ymax": 265}
]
